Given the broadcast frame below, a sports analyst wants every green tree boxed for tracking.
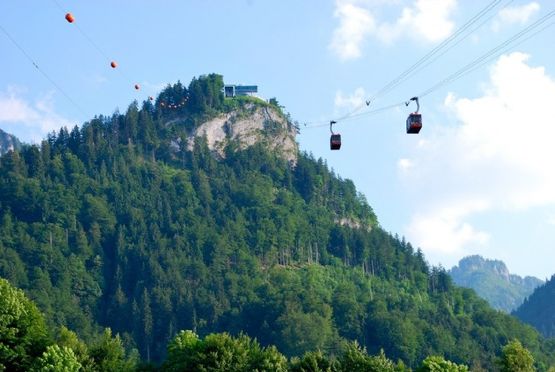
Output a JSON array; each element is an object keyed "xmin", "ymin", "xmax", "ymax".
[
  {"xmin": 56, "ymin": 326, "xmax": 94, "ymax": 370},
  {"xmin": 338, "ymin": 342, "xmax": 396, "ymax": 372},
  {"xmin": 0, "ymin": 278, "xmax": 49, "ymax": 371},
  {"xmin": 88, "ymin": 328, "xmax": 136, "ymax": 372},
  {"xmin": 417, "ymin": 356, "xmax": 469, "ymax": 372},
  {"xmin": 289, "ymin": 350, "xmax": 337, "ymax": 372},
  {"xmin": 33, "ymin": 345, "xmax": 81, "ymax": 372},
  {"xmin": 163, "ymin": 330, "xmax": 287, "ymax": 372},
  {"xmin": 498, "ymin": 340, "xmax": 535, "ymax": 372}
]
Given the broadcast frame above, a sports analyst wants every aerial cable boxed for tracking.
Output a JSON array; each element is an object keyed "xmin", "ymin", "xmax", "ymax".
[
  {"xmin": 320, "ymin": 0, "xmax": 508, "ymax": 126},
  {"xmin": 309, "ymin": 7, "xmax": 555, "ymax": 130},
  {"xmin": 50, "ymin": 0, "xmax": 142, "ymax": 91},
  {"xmin": 387, "ymin": 0, "xmax": 517, "ymax": 96},
  {"xmin": 417, "ymin": 9, "xmax": 555, "ymax": 99},
  {"xmin": 0, "ymin": 23, "xmax": 86, "ymax": 116},
  {"xmin": 366, "ymin": 0, "xmax": 508, "ymax": 102},
  {"xmin": 304, "ymin": 100, "xmax": 406, "ymax": 129},
  {"xmin": 305, "ymin": 9, "xmax": 553, "ymax": 132}
]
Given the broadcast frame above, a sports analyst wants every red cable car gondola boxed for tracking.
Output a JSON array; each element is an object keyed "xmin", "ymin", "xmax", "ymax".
[
  {"xmin": 330, "ymin": 120, "xmax": 341, "ymax": 150},
  {"xmin": 405, "ymin": 96, "xmax": 422, "ymax": 134}
]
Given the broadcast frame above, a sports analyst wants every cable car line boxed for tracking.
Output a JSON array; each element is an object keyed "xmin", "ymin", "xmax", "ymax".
[
  {"xmin": 303, "ymin": 0, "xmax": 510, "ymax": 129},
  {"xmin": 332, "ymin": 0, "xmax": 508, "ymax": 124},
  {"xmin": 324, "ymin": 8, "xmax": 554, "ymax": 125},
  {"xmin": 392, "ymin": 0, "xmax": 517, "ymax": 93},
  {"xmin": 0, "ymin": 23, "xmax": 86, "ymax": 116},
  {"xmin": 50, "ymin": 0, "xmax": 142, "ymax": 92},
  {"xmin": 308, "ymin": 6, "xmax": 554, "ymax": 148},
  {"xmin": 305, "ymin": 100, "xmax": 406, "ymax": 129},
  {"xmin": 416, "ymin": 8, "xmax": 555, "ymax": 99},
  {"xmin": 366, "ymin": 0, "xmax": 508, "ymax": 102}
]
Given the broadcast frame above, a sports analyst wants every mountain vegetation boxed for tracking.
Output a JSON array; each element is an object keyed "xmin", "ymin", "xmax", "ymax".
[
  {"xmin": 0, "ymin": 128, "xmax": 21, "ymax": 155},
  {"xmin": 1, "ymin": 73, "xmax": 555, "ymax": 370},
  {"xmin": 449, "ymin": 255, "xmax": 543, "ymax": 312},
  {"xmin": 0, "ymin": 276, "xmax": 538, "ymax": 372},
  {"xmin": 514, "ymin": 274, "xmax": 555, "ymax": 339}
]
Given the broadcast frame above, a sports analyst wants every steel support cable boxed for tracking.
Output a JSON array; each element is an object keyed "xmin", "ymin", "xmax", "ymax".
[
  {"xmin": 332, "ymin": 0, "xmax": 506, "ymax": 124},
  {"xmin": 454, "ymin": 20, "xmax": 555, "ymax": 80},
  {"xmin": 304, "ymin": 12, "xmax": 555, "ymax": 130},
  {"xmin": 301, "ymin": 0, "xmax": 507, "ymax": 127},
  {"xmin": 417, "ymin": 9, "xmax": 555, "ymax": 99},
  {"xmin": 0, "ymin": 23, "xmax": 86, "ymax": 116},
  {"xmin": 367, "ymin": 0, "xmax": 506, "ymax": 101},
  {"xmin": 386, "ymin": 0, "xmax": 516, "ymax": 97},
  {"xmin": 304, "ymin": 101, "xmax": 406, "ymax": 129},
  {"xmin": 50, "ymin": 0, "xmax": 138, "ymax": 89}
]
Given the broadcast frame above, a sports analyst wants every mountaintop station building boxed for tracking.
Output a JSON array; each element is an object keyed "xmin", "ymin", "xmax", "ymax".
[{"xmin": 224, "ymin": 85, "xmax": 258, "ymax": 98}]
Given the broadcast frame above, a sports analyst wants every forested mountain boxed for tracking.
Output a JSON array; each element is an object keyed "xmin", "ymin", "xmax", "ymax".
[
  {"xmin": 0, "ymin": 128, "xmax": 21, "ymax": 154},
  {"xmin": 1, "ymin": 74, "xmax": 554, "ymax": 370},
  {"xmin": 449, "ymin": 255, "xmax": 543, "ymax": 312},
  {"xmin": 514, "ymin": 275, "xmax": 555, "ymax": 338}
]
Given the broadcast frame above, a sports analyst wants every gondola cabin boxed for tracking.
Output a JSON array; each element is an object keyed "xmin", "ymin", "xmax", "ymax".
[
  {"xmin": 330, "ymin": 134, "xmax": 341, "ymax": 150},
  {"xmin": 406, "ymin": 113, "xmax": 422, "ymax": 134}
]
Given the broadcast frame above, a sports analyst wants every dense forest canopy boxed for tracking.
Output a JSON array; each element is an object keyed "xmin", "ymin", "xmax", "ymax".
[
  {"xmin": 514, "ymin": 275, "xmax": 555, "ymax": 339},
  {"xmin": 0, "ymin": 74, "xmax": 554, "ymax": 370}
]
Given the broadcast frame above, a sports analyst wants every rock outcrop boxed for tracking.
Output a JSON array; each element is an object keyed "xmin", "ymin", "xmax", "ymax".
[{"xmin": 186, "ymin": 104, "xmax": 298, "ymax": 164}]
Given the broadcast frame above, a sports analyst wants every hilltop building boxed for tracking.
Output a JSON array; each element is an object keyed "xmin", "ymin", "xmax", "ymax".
[{"xmin": 224, "ymin": 84, "xmax": 258, "ymax": 98}]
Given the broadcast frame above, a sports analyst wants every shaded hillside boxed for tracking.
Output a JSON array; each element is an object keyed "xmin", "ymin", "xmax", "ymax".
[
  {"xmin": 449, "ymin": 255, "xmax": 543, "ymax": 312},
  {"xmin": 0, "ymin": 128, "xmax": 21, "ymax": 154},
  {"xmin": 0, "ymin": 74, "xmax": 554, "ymax": 369},
  {"xmin": 514, "ymin": 275, "xmax": 555, "ymax": 338}
]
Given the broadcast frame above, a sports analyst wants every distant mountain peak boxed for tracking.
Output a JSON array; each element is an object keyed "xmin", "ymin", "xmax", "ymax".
[
  {"xmin": 0, "ymin": 128, "xmax": 21, "ymax": 155},
  {"xmin": 450, "ymin": 255, "xmax": 543, "ymax": 312}
]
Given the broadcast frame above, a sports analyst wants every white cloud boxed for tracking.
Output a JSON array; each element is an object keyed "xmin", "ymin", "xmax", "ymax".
[
  {"xmin": 329, "ymin": 0, "xmax": 375, "ymax": 61},
  {"xmin": 334, "ymin": 87, "xmax": 367, "ymax": 110},
  {"xmin": 407, "ymin": 200, "xmax": 490, "ymax": 254},
  {"xmin": 402, "ymin": 52, "xmax": 555, "ymax": 256},
  {"xmin": 0, "ymin": 87, "xmax": 73, "ymax": 143},
  {"xmin": 377, "ymin": 0, "xmax": 457, "ymax": 44},
  {"xmin": 492, "ymin": 2, "xmax": 540, "ymax": 32},
  {"xmin": 329, "ymin": 0, "xmax": 457, "ymax": 60},
  {"xmin": 397, "ymin": 158, "xmax": 414, "ymax": 172}
]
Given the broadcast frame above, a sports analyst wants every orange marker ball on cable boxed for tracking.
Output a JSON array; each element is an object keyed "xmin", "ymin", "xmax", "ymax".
[
  {"xmin": 65, "ymin": 13, "xmax": 75, "ymax": 23},
  {"xmin": 110, "ymin": 61, "xmax": 117, "ymax": 68}
]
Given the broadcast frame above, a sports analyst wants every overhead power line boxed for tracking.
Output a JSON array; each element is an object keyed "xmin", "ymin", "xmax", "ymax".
[{"xmin": 0, "ymin": 23, "xmax": 86, "ymax": 116}]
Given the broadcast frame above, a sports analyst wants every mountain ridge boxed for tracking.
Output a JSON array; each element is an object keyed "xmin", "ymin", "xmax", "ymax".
[
  {"xmin": 449, "ymin": 255, "xmax": 543, "ymax": 312},
  {"xmin": 514, "ymin": 274, "xmax": 555, "ymax": 338}
]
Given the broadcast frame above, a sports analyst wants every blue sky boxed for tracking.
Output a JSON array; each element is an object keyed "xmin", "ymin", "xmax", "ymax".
[{"xmin": 1, "ymin": 0, "xmax": 554, "ymax": 278}]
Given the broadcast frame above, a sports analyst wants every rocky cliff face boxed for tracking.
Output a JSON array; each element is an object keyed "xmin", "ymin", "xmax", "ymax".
[
  {"xmin": 0, "ymin": 129, "xmax": 20, "ymax": 155},
  {"xmin": 449, "ymin": 255, "xmax": 543, "ymax": 312},
  {"xmin": 186, "ymin": 104, "xmax": 298, "ymax": 164}
]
